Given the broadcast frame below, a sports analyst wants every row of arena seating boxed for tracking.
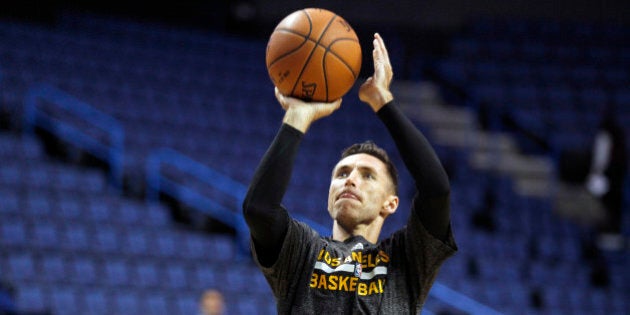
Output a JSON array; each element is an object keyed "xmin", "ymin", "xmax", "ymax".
[
  {"xmin": 0, "ymin": 132, "xmax": 273, "ymax": 314},
  {"xmin": 428, "ymin": 16, "xmax": 629, "ymax": 314},
  {"xmin": 434, "ymin": 17, "xmax": 630, "ymax": 158}
]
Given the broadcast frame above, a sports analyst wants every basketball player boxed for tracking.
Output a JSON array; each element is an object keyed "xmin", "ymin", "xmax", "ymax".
[{"xmin": 243, "ymin": 33, "xmax": 457, "ymax": 313}]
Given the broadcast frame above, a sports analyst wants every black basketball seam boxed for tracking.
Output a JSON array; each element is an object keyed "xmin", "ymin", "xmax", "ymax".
[
  {"xmin": 267, "ymin": 10, "xmax": 314, "ymax": 68},
  {"xmin": 322, "ymin": 37, "xmax": 361, "ymax": 101},
  {"xmin": 269, "ymin": 31, "xmax": 361, "ymax": 95},
  {"xmin": 290, "ymin": 10, "xmax": 338, "ymax": 100},
  {"xmin": 270, "ymin": 29, "xmax": 352, "ymax": 68},
  {"xmin": 267, "ymin": 30, "xmax": 311, "ymax": 68},
  {"xmin": 325, "ymin": 38, "xmax": 361, "ymax": 79}
]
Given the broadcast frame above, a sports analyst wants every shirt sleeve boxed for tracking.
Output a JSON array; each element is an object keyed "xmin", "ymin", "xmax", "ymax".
[
  {"xmin": 242, "ymin": 123, "xmax": 303, "ymax": 267},
  {"xmin": 376, "ymin": 102, "xmax": 452, "ymax": 241}
]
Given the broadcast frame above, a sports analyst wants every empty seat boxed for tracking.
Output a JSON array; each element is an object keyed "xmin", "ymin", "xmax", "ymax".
[
  {"xmin": 144, "ymin": 202, "xmax": 170, "ymax": 227},
  {"xmin": 102, "ymin": 259, "xmax": 130, "ymax": 287},
  {"xmin": 0, "ymin": 135, "xmax": 41, "ymax": 159},
  {"xmin": 0, "ymin": 186, "xmax": 20, "ymax": 215},
  {"xmin": 23, "ymin": 191, "xmax": 53, "ymax": 217},
  {"xmin": 173, "ymin": 294, "xmax": 197, "ymax": 315},
  {"xmin": 31, "ymin": 222, "xmax": 61, "ymax": 250},
  {"xmin": 49, "ymin": 285, "xmax": 80, "ymax": 314},
  {"xmin": 15, "ymin": 285, "xmax": 48, "ymax": 313},
  {"xmin": 93, "ymin": 226, "xmax": 120, "ymax": 254},
  {"xmin": 112, "ymin": 290, "xmax": 141, "ymax": 314},
  {"xmin": 7, "ymin": 252, "xmax": 37, "ymax": 281},
  {"xmin": 0, "ymin": 164, "xmax": 22, "ymax": 186},
  {"xmin": 0, "ymin": 220, "xmax": 27, "ymax": 248},
  {"xmin": 132, "ymin": 260, "xmax": 161, "ymax": 289},
  {"xmin": 116, "ymin": 202, "xmax": 143, "ymax": 225},
  {"xmin": 154, "ymin": 232, "xmax": 179, "ymax": 259},
  {"xmin": 40, "ymin": 254, "xmax": 68, "ymax": 283},
  {"xmin": 144, "ymin": 293, "xmax": 171, "ymax": 315},
  {"xmin": 82, "ymin": 288, "xmax": 110, "ymax": 315},
  {"xmin": 121, "ymin": 229, "xmax": 150, "ymax": 256},
  {"xmin": 190, "ymin": 265, "xmax": 217, "ymax": 291},
  {"xmin": 56, "ymin": 198, "xmax": 83, "ymax": 221},
  {"xmin": 60, "ymin": 224, "xmax": 91, "ymax": 252},
  {"xmin": 164, "ymin": 264, "xmax": 188, "ymax": 290},
  {"xmin": 86, "ymin": 200, "xmax": 114, "ymax": 223},
  {"xmin": 69, "ymin": 256, "xmax": 98, "ymax": 286}
]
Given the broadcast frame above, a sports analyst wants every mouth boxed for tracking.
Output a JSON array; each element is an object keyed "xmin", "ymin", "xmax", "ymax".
[{"xmin": 337, "ymin": 190, "xmax": 360, "ymax": 201}]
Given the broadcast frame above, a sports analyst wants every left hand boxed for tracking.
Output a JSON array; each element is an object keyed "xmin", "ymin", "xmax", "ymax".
[{"xmin": 359, "ymin": 33, "xmax": 394, "ymax": 112}]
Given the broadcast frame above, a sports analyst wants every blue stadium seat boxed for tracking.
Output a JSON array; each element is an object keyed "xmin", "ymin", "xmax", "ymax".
[
  {"xmin": 165, "ymin": 264, "xmax": 188, "ymax": 290},
  {"xmin": 121, "ymin": 229, "xmax": 150, "ymax": 256},
  {"xmin": 0, "ymin": 220, "xmax": 27, "ymax": 248},
  {"xmin": 49, "ymin": 285, "xmax": 80, "ymax": 314},
  {"xmin": 82, "ymin": 288, "xmax": 110, "ymax": 315},
  {"xmin": 112, "ymin": 290, "xmax": 141, "ymax": 314},
  {"xmin": 56, "ymin": 198, "xmax": 83, "ymax": 222},
  {"xmin": 94, "ymin": 226, "xmax": 120, "ymax": 254},
  {"xmin": 7, "ymin": 252, "xmax": 36, "ymax": 281},
  {"xmin": 87, "ymin": 199, "xmax": 114, "ymax": 223},
  {"xmin": 144, "ymin": 292, "xmax": 171, "ymax": 315},
  {"xmin": 15, "ymin": 285, "xmax": 48, "ymax": 313},
  {"xmin": 174, "ymin": 293, "xmax": 197, "ymax": 315},
  {"xmin": 31, "ymin": 221, "xmax": 60, "ymax": 250},
  {"xmin": 24, "ymin": 191, "xmax": 53, "ymax": 218},
  {"xmin": 102, "ymin": 259, "xmax": 130, "ymax": 287},
  {"xmin": 69, "ymin": 256, "xmax": 98, "ymax": 286},
  {"xmin": 132, "ymin": 260, "xmax": 161, "ymax": 289},
  {"xmin": 40, "ymin": 254, "xmax": 68, "ymax": 283},
  {"xmin": 60, "ymin": 224, "xmax": 91, "ymax": 253}
]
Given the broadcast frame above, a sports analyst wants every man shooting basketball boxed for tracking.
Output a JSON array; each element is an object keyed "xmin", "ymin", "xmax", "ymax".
[{"xmin": 243, "ymin": 33, "xmax": 457, "ymax": 314}]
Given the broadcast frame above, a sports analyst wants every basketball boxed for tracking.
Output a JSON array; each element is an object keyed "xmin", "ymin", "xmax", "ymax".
[{"xmin": 265, "ymin": 8, "xmax": 362, "ymax": 102}]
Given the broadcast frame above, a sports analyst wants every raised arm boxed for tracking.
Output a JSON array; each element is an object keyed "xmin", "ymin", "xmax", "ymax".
[
  {"xmin": 360, "ymin": 33, "xmax": 451, "ymax": 241},
  {"xmin": 242, "ymin": 89, "xmax": 341, "ymax": 266}
]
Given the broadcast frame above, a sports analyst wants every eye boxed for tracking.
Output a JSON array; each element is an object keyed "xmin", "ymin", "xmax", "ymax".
[
  {"xmin": 364, "ymin": 172, "xmax": 375, "ymax": 180},
  {"xmin": 337, "ymin": 171, "xmax": 349, "ymax": 178}
]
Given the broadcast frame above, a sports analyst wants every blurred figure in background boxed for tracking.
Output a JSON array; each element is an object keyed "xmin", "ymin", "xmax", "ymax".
[
  {"xmin": 198, "ymin": 289, "xmax": 225, "ymax": 315},
  {"xmin": 586, "ymin": 106, "xmax": 628, "ymax": 251}
]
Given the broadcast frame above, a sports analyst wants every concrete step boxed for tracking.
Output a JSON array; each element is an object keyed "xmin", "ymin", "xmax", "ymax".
[
  {"xmin": 432, "ymin": 128, "xmax": 517, "ymax": 153},
  {"xmin": 553, "ymin": 183, "xmax": 606, "ymax": 227}
]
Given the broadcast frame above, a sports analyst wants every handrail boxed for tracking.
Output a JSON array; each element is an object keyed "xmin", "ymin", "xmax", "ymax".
[
  {"xmin": 430, "ymin": 282, "xmax": 504, "ymax": 315},
  {"xmin": 22, "ymin": 83, "xmax": 124, "ymax": 188},
  {"xmin": 145, "ymin": 147, "xmax": 251, "ymax": 256},
  {"xmin": 145, "ymin": 147, "xmax": 329, "ymax": 257}
]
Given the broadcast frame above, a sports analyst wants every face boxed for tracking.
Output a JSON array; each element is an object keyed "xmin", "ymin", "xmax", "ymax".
[
  {"xmin": 200, "ymin": 290, "xmax": 224, "ymax": 315},
  {"xmin": 328, "ymin": 153, "xmax": 398, "ymax": 229}
]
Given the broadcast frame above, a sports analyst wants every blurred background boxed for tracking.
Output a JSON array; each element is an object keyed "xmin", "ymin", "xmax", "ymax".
[{"xmin": 1, "ymin": 1, "xmax": 628, "ymax": 314}]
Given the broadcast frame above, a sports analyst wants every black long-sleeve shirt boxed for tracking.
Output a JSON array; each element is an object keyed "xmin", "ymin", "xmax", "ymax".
[{"xmin": 242, "ymin": 101, "xmax": 452, "ymax": 267}]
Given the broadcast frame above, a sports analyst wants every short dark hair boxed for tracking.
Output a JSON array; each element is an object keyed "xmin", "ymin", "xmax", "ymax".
[{"xmin": 340, "ymin": 141, "xmax": 399, "ymax": 195}]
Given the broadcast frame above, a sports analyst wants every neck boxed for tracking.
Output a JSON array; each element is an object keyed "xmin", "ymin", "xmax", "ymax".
[{"xmin": 331, "ymin": 220, "xmax": 383, "ymax": 244}]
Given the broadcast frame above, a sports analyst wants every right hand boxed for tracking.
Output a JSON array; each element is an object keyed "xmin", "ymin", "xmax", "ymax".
[{"xmin": 276, "ymin": 87, "xmax": 342, "ymax": 133}]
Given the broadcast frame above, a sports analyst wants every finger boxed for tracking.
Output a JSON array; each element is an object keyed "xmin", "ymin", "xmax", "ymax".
[
  {"xmin": 274, "ymin": 87, "xmax": 289, "ymax": 110},
  {"xmin": 333, "ymin": 98, "xmax": 342, "ymax": 109},
  {"xmin": 374, "ymin": 33, "xmax": 391, "ymax": 68}
]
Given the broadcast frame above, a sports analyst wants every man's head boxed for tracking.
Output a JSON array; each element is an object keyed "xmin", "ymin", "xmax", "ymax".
[
  {"xmin": 340, "ymin": 141, "xmax": 399, "ymax": 194},
  {"xmin": 199, "ymin": 289, "xmax": 225, "ymax": 315},
  {"xmin": 327, "ymin": 141, "xmax": 399, "ymax": 234}
]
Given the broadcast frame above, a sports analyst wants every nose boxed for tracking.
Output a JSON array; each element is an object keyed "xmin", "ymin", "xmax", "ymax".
[{"xmin": 344, "ymin": 170, "xmax": 358, "ymax": 187}]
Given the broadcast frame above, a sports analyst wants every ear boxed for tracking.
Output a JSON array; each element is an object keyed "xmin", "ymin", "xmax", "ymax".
[{"xmin": 381, "ymin": 194, "xmax": 399, "ymax": 217}]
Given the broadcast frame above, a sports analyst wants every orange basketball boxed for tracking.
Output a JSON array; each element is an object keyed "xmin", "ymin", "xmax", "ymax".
[{"xmin": 266, "ymin": 8, "xmax": 362, "ymax": 102}]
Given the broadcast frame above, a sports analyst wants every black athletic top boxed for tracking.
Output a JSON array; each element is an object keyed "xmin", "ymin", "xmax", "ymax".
[{"xmin": 242, "ymin": 102, "xmax": 457, "ymax": 313}]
